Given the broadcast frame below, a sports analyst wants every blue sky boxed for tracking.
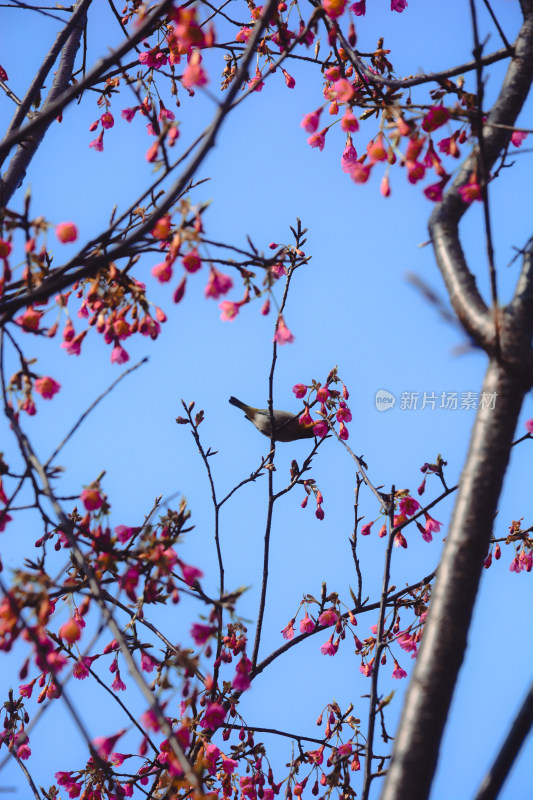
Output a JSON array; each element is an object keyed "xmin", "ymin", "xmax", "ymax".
[{"xmin": 0, "ymin": 1, "xmax": 532, "ymax": 798}]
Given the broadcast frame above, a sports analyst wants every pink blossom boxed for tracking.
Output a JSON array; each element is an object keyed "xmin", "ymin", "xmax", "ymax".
[
  {"xmin": 101, "ymin": 112, "xmax": 114, "ymax": 129},
  {"xmin": 293, "ymin": 383, "xmax": 307, "ymax": 399},
  {"xmin": 394, "ymin": 531, "xmax": 408, "ymax": 548},
  {"xmin": 152, "ymin": 261, "xmax": 173, "ymax": 283},
  {"xmin": 336, "ymin": 402, "xmax": 352, "ymax": 422},
  {"xmin": 89, "ymin": 130, "xmax": 104, "ymax": 151},
  {"xmin": 341, "ymin": 138, "xmax": 358, "ymax": 173},
  {"xmin": 299, "ymin": 405, "xmax": 313, "ymax": 427},
  {"xmin": 406, "ymin": 161, "xmax": 426, "ymax": 184},
  {"xmin": 313, "ymin": 420, "xmax": 329, "ymax": 438},
  {"xmin": 34, "ymin": 376, "xmax": 61, "ymax": 399},
  {"xmin": 318, "ymin": 608, "xmax": 339, "ymax": 626},
  {"xmin": 367, "ymin": 134, "xmax": 387, "ymax": 162},
  {"xmin": 399, "ymin": 496, "xmax": 420, "ymax": 516},
  {"xmin": 235, "ymin": 26, "xmax": 253, "ymax": 43},
  {"xmin": 423, "ymin": 178, "xmax": 449, "ymax": 202},
  {"xmin": 320, "ymin": 635, "xmax": 338, "ymax": 655},
  {"xmin": 332, "ymin": 78, "xmax": 354, "ymax": 102},
  {"xmin": 322, "ymin": 0, "xmax": 347, "ymax": 18},
  {"xmin": 421, "ymin": 105, "xmax": 449, "ymax": 132},
  {"xmin": 81, "ymin": 487, "xmax": 103, "ymax": 511},
  {"xmin": 201, "ymin": 702, "xmax": 226, "ymax": 730},
  {"xmin": 73, "ymin": 660, "xmax": 90, "ymax": 679},
  {"xmin": 282, "ymin": 68, "xmax": 295, "ymax": 88},
  {"xmin": 179, "ymin": 559, "xmax": 203, "ymax": 586},
  {"xmin": 511, "ymin": 130, "xmax": 527, "ymax": 147},
  {"xmin": 121, "ymin": 106, "xmax": 137, "ymax": 122},
  {"xmin": 17, "ymin": 743, "xmax": 31, "ymax": 760},
  {"xmin": 93, "ymin": 729, "xmax": 126, "ymax": 760},
  {"xmin": 307, "ymin": 129, "xmax": 327, "ymax": 151},
  {"xmin": 232, "ymin": 654, "xmax": 252, "ymax": 691},
  {"xmin": 361, "ymin": 522, "xmax": 373, "ymax": 536},
  {"xmin": 182, "ymin": 248, "xmax": 202, "ymax": 273},
  {"xmin": 274, "ymin": 316, "xmax": 295, "ymax": 344},
  {"xmin": 19, "ymin": 681, "xmax": 35, "ymax": 698},
  {"xmin": 115, "ymin": 524, "xmax": 134, "ymax": 542},
  {"xmin": 350, "ymin": 162, "xmax": 371, "ymax": 183},
  {"xmin": 391, "ymin": 0, "xmax": 408, "ymax": 10},
  {"xmin": 220, "ymin": 300, "xmax": 240, "ymax": 321},
  {"xmin": 509, "ymin": 555, "xmax": 522, "ymax": 573},
  {"xmin": 351, "ymin": 0, "xmax": 366, "ymax": 14},
  {"xmin": 191, "ymin": 623, "xmax": 215, "ymax": 645},
  {"xmin": 300, "ymin": 613, "xmax": 316, "ymax": 633},
  {"xmin": 204, "ymin": 267, "xmax": 233, "ymax": 299},
  {"xmin": 111, "ymin": 344, "xmax": 130, "ymax": 364},
  {"xmin": 281, "ymin": 619, "xmax": 295, "ymax": 640},
  {"xmin": 341, "ymin": 109, "xmax": 359, "ymax": 132},
  {"xmin": 359, "ymin": 657, "xmax": 374, "ymax": 676},
  {"xmin": 112, "ymin": 670, "xmax": 127, "ymax": 692},
  {"xmin": 248, "ymin": 67, "xmax": 264, "ymax": 91},
  {"xmin": 21, "ymin": 396, "xmax": 36, "ymax": 416},
  {"xmin": 301, "ymin": 108, "xmax": 322, "ymax": 133},
  {"xmin": 59, "ymin": 618, "xmax": 82, "ymax": 644},
  {"xmin": 56, "ymin": 222, "xmax": 78, "ymax": 243},
  {"xmin": 392, "ymin": 660, "xmax": 407, "ymax": 679},
  {"xmin": 459, "ymin": 176, "xmax": 482, "ymax": 203},
  {"xmin": 182, "ymin": 51, "xmax": 208, "ymax": 88},
  {"xmin": 424, "ymin": 513, "xmax": 442, "ymax": 535},
  {"xmin": 525, "ymin": 419, "xmax": 533, "ymax": 433},
  {"xmin": 380, "ymin": 176, "xmax": 391, "ymax": 197},
  {"xmin": 222, "ymin": 757, "xmax": 239, "ymax": 774}
]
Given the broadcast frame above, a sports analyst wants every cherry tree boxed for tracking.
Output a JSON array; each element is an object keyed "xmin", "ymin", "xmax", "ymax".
[{"xmin": 0, "ymin": 2, "xmax": 532, "ymax": 800}]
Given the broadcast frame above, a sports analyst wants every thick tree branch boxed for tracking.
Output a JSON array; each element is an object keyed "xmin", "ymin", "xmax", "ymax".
[
  {"xmin": 381, "ymin": 6, "xmax": 533, "ymax": 799},
  {"xmin": 0, "ymin": 0, "xmax": 92, "ymax": 204},
  {"xmin": 428, "ymin": 4, "xmax": 533, "ymax": 363}
]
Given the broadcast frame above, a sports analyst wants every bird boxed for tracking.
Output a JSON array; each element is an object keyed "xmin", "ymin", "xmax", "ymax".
[{"xmin": 229, "ymin": 396, "xmax": 315, "ymax": 442}]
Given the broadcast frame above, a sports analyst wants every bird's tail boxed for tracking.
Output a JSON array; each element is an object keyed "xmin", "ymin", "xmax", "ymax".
[{"xmin": 229, "ymin": 396, "xmax": 248, "ymax": 411}]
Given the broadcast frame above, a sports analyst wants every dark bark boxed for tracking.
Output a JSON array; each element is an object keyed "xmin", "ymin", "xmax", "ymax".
[{"xmin": 381, "ymin": 3, "xmax": 533, "ymax": 798}]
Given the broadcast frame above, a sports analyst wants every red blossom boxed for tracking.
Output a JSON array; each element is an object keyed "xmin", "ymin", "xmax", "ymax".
[
  {"xmin": 34, "ymin": 376, "xmax": 61, "ymax": 399},
  {"xmin": 322, "ymin": 0, "xmax": 347, "ymax": 18},
  {"xmin": 182, "ymin": 248, "xmax": 202, "ymax": 273},
  {"xmin": 421, "ymin": 105, "xmax": 449, "ymax": 132},
  {"xmin": 459, "ymin": 175, "xmax": 482, "ymax": 203},
  {"xmin": 81, "ymin": 486, "xmax": 103, "ymax": 511},
  {"xmin": 100, "ymin": 111, "xmax": 114, "ymax": 129},
  {"xmin": 56, "ymin": 222, "xmax": 78, "ymax": 243}
]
